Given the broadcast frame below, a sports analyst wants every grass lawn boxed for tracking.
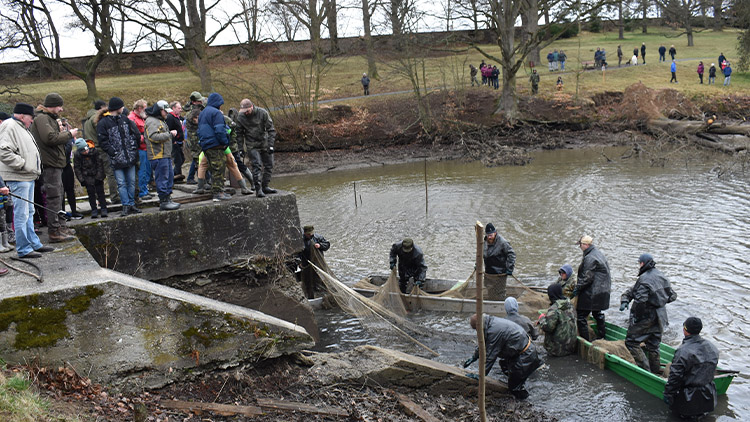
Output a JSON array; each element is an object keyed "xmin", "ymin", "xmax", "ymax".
[{"xmin": 7, "ymin": 26, "xmax": 748, "ymax": 122}]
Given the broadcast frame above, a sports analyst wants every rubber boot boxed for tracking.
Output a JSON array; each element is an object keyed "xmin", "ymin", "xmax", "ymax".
[
  {"xmin": 262, "ymin": 184, "xmax": 278, "ymax": 194},
  {"xmin": 192, "ymin": 178, "xmax": 206, "ymax": 194},
  {"xmin": 241, "ymin": 168, "xmax": 255, "ymax": 191},
  {"xmin": 0, "ymin": 233, "xmax": 11, "ymax": 252},
  {"xmin": 255, "ymin": 181, "xmax": 265, "ymax": 198},
  {"xmin": 238, "ymin": 179, "xmax": 252, "ymax": 195},
  {"xmin": 648, "ymin": 350, "xmax": 662, "ymax": 375},
  {"xmin": 159, "ymin": 195, "xmax": 181, "ymax": 211},
  {"xmin": 121, "ymin": 205, "xmax": 130, "ymax": 217}
]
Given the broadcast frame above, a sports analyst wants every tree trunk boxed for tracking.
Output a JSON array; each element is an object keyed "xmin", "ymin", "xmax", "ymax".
[
  {"xmin": 713, "ymin": 0, "xmax": 722, "ymax": 31},
  {"xmin": 495, "ymin": 68, "xmax": 519, "ymax": 120},
  {"xmin": 390, "ymin": 0, "xmax": 402, "ymax": 36},
  {"xmin": 618, "ymin": 1, "xmax": 624, "ymax": 39},
  {"xmin": 362, "ymin": 0, "xmax": 378, "ymax": 79},
  {"xmin": 641, "ymin": 0, "xmax": 648, "ymax": 33},
  {"xmin": 327, "ymin": 0, "xmax": 339, "ymax": 53},
  {"xmin": 83, "ymin": 73, "xmax": 98, "ymax": 102},
  {"xmin": 685, "ymin": 6, "xmax": 694, "ymax": 47},
  {"xmin": 523, "ymin": 0, "xmax": 540, "ymax": 66}
]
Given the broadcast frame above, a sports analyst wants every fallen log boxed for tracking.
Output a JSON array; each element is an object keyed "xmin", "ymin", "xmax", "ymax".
[
  {"xmin": 255, "ymin": 398, "xmax": 349, "ymax": 417},
  {"xmin": 648, "ymin": 118, "xmax": 750, "ymax": 137},
  {"xmin": 393, "ymin": 392, "xmax": 441, "ymax": 422},
  {"xmin": 690, "ymin": 135, "xmax": 745, "ymax": 153},
  {"xmin": 160, "ymin": 399, "xmax": 263, "ymax": 417}
]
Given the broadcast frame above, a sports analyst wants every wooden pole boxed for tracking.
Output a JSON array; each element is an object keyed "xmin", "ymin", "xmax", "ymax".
[
  {"xmin": 475, "ymin": 221, "xmax": 486, "ymax": 422},
  {"xmin": 424, "ymin": 159, "xmax": 428, "ymax": 214},
  {"xmin": 353, "ymin": 182, "xmax": 358, "ymax": 208}
]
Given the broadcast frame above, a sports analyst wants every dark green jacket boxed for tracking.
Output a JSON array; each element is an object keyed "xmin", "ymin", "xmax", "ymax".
[
  {"xmin": 235, "ymin": 106, "xmax": 276, "ymax": 151},
  {"xmin": 31, "ymin": 110, "xmax": 74, "ymax": 168}
]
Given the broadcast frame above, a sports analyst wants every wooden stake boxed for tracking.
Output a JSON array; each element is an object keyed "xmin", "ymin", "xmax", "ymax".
[
  {"xmin": 475, "ymin": 221, "xmax": 486, "ymax": 422},
  {"xmin": 424, "ymin": 158, "xmax": 428, "ymax": 214},
  {"xmin": 353, "ymin": 182, "xmax": 358, "ymax": 208},
  {"xmin": 393, "ymin": 392, "xmax": 440, "ymax": 422},
  {"xmin": 256, "ymin": 398, "xmax": 349, "ymax": 417},
  {"xmin": 160, "ymin": 400, "xmax": 263, "ymax": 417}
]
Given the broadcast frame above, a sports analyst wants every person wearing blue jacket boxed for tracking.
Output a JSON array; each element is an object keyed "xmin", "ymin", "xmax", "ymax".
[
  {"xmin": 723, "ymin": 63, "xmax": 732, "ymax": 86},
  {"xmin": 197, "ymin": 93, "xmax": 231, "ymax": 201},
  {"xmin": 670, "ymin": 60, "xmax": 678, "ymax": 83}
]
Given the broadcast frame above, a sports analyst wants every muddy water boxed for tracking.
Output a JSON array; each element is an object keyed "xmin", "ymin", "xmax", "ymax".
[{"xmin": 275, "ymin": 147, "xmax": 749, "ymax": 421}]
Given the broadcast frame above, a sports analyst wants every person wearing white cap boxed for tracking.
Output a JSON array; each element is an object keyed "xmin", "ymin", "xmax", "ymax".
[{"xmin": 572, "ymin": 235, "xmax": 611, "ymax": 341}]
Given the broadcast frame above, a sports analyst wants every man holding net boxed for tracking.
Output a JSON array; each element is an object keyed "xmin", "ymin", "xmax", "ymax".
[
  {"xmin": 389, "ymin": 238, "xmax": 427, "ymax": 294},
  {"xmin": 298, "ymin": 225, "xmax": 330, "ymax": 299}
]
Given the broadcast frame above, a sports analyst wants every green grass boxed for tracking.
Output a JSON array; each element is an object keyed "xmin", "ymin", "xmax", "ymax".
[
  {"xmin": 0, "ymin": 367, "xmax": 82, "ymax": 422},
  {"xmin": 7, "ymin": 26, "xmax": 747, "ymax": 122}
]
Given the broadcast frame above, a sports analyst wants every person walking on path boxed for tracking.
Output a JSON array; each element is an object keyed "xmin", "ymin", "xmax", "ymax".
[
  {"xmin": 658, "ymin": 45, "xmax": 666, "ymax": 62},
  {"xmin": 708, "ymin": 63, "xmax": 717, "ymax": 85},
  {"xmin": 697, "ymin": 61, "xmax": 704, "ymax": 84},
  {"xmin": 640, "ymin": 43, "xmax": 646, "ymax": 64},
  {"xmin": 669, "ymin": 45, "xmax": 677, "ymax": 60},
  {"xmin": 617, "ymin": 45, "xmax": 623, "ymax": 67},
  {"xmin": 670, "ymin": 60, "xmax": 678, "ymax": 83},
  {"xmin": 572, "ymin": 235, "xmax": 611, "ymax": 341},
  {"xmin": 723, "ymin": 62, "xmax": 732, "ymax": 86},
  {"xmin": 361, "ymin": 73, "xmax": 370, "ymax": 95},
  {"xmin": 529, "ymin": 69, "xmax": 540, "ymax": 95},
  {"xmin": 559, "ymin": 50, "xmax": 566, "ymax": 71}
]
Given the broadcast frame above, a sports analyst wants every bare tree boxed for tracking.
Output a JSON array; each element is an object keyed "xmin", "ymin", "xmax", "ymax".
[
  {"xmin": 454, "ymin": 0, "xmax": 483, "ymax": 31},
  {"xmin": 713, "ymin": 0, "xmax": 723, "ymax": 30},
  {"xmin": 327, "ymin": 0, "xmax": 340, "ymax": 53},
  {"xmin": 361, "ymin": 0, "xmax": 379, "ymax": 78},
  {"xmin": 473, "ymin": 0, "xmax": 605, "ymax": 121},
  {"xmin": 269, "ymin": 2, "xmax": 302, "ymax": 41},
  {"xmin": 618, "ymin": 0, "xmax": 625, "ymax": 39},
  {"xmin": 123, "ymin": 0, "xmax": 247, "ymax": 92},
  {"xmin": 0, "ymin": 0, "xmax": 116, "ymax": 101},
  {"xmin": 641, "ymin": 0, "xmax": 649, "ymax": 33},
  {"xmin": 656, "ymin": 0, "xmax": 703, "ymax": 45}
]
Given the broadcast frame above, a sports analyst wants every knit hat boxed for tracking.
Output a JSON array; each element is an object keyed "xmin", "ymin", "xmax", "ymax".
[
  {"xmin": 684, "ymin": 317, "xmax": 703, "ymax": 335},
  {"xmin": 401, "ymin": 238, "xmax": 414, "ymax": 252},
  {"xmin": 43, "ymin": 93, "xmax": 64, "ymax": 108},
  {"xmin": 577, "ymin": 235, "xmax": 593, "ymax": 245},
  {"xmin": 303, "ymin": 225, "xmax": 314, "ymax": 234},
  {"xmin": 108, "ymin": 97, "xmax": 125, "ymax": 111},
  {"xmin": 74, "ymin": 138, "xmax": 88, "ymax": 150},
  {"xmin": 485, "ymin": 223, "xmax": 496, "ymax": 234},
  {"xmin": 93, "ymin": 100, "xmax": 107, "ymax": 110},
  {"xmin": 638, "ymin": 253, "xmax": 654, "ymax": 264},
  {"xmin": 13, "ymin": 103, "xmax": 35, "ymax": 116},
  {"xmin": 504, "ymin": 297, "xmax": 518, "ymax": 315},
  {"xmin": 0, "ymin": 112, "xmax": 10, "ymax": 120},
  {"xmin": 547, "ymin": 283, "xmax": 565, "ymax": 303},
  {"xmin": 190, "ymin": 91, "xmax": 206, "ymax": 103}
]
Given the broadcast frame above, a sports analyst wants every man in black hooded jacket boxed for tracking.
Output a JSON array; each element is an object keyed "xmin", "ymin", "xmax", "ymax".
[
  {"xmin": 620, "ymin": 253, "xmax": 677, "ymax": 374},
  {"xmin": 573, "ymin": 235, "xmax": 611, "ymax": 340},
  {"xmin": 389, "ymin": 238, "xmax": 427, "ymax": 293},
  {"xmin": 663, "ymin": 317, "xmax": 719, "ymax": 418}
]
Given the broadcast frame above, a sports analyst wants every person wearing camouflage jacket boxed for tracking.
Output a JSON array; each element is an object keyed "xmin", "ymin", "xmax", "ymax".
[
  {"xmin": 235, "ymin": 98, "xmax": 277, "ymax": 197},
  {"xmin": 620, "ymin": 253, "xmax": 677, "ymax": 374},
  {"xmin": 539, "ymin": 283, "xmax": 577, "ymax": 357}
]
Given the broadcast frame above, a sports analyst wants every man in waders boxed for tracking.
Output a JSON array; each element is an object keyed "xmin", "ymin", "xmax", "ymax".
[
  {"xmin": 389, "ymin": 238, "xmax": 427, "ymax": 293},
  {"xmin": 298, "ymin": 225, "xmax": 330, "ymax": 299},
  {"xmin": 572, "ymin": 235, "xmax": 611, "ymax": 340},
  {"xmin": 620, "ymin": 253, "xmax": 677, "ymax": 374},
  {"xmin": 464, "ymin": 314, "xmax": 542, "ymax": 400},
  {"xmin": 483, "ymin": 223, "xmax": 515, "ymax": 300},
  {"xmin": 663, "ymin": 317, "xmax": 719, "ymax": 418}
]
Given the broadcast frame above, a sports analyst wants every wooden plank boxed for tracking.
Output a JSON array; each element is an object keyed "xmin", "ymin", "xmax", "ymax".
[
  {"xmin": 393, "ymin": 392, "xmax": 440, "ymax": 422},
  {"xmin": 160, "ymin": 399, "xmax": 263, "ymax": 417},
  {"xmin": 256, "ymin": 398, "xmax": 349, "ymax": 417}
]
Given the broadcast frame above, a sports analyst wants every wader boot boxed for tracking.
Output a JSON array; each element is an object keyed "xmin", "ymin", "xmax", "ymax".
[
  {"xmin": 255, "ymin": 181, "xmax": 265, "ymax": 198},
  {"xmin": 238, "ymin": 179, "xmax": 252, "ymax": 195},
  {"xmin": 192, "ymin": 178, "xmax": 206, "ymax": 194},
  {"xmin": 648, "ymin": 350, "xmax": 662, "ymax": 375},
  {"xmin": 262, "ymin": 184, "xmax": 277, "ymax": 194},
  {"xmin": 241, "ymin": 168, "xmax": 254, "ymax": 192},
  {"xmin": 121, "ymin": 205, "xmax": 130, "ymax": 217},
  {"xmin": 159, "ymin": 195, "xmax": 181, "ymax": 211}
]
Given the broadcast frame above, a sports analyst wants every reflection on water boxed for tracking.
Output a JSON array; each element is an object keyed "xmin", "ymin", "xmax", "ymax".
[{"xmin": 278, "ymin": 147, "xmax": 749, "ymax": 420}]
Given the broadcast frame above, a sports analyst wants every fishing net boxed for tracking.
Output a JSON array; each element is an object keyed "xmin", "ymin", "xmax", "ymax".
[
  {"xmin": 310, "ymin": 263, "xmax": 436, "ymax": 356},
  {"xmin": 585, "ymin": 339, "xmax": 636, "ymax": 369}
]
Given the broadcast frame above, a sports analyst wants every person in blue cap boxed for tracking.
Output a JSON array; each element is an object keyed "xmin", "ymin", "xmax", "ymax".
[
  {"xmin": 483, "ymin": 222, "xmax": 515, "ymax": 300},
  {"xmin": 620, "ymin": 253, "xmax": 677, "ymax": 374}
]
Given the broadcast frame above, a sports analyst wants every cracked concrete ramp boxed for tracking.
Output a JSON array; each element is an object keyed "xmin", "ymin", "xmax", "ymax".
[{"xmin": 0, "ymin": 240, "xmax": 314, "ymax": 391}]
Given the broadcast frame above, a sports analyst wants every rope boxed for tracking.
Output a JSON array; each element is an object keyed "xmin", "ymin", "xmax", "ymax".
[{"xmin": 0, "ymin": 256, "xmax": 44, "ymax": 282}]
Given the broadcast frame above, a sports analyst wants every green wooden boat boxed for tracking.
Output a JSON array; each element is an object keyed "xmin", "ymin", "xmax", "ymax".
[{"xmin": 578, "ymin": 321, "xmax": 738, "ymax": 399}]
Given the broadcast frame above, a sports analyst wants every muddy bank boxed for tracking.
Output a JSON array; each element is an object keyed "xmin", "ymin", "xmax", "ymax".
[{"xmin": 273, "ymin": 85, "xmax": 748, "ymax": 176}]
